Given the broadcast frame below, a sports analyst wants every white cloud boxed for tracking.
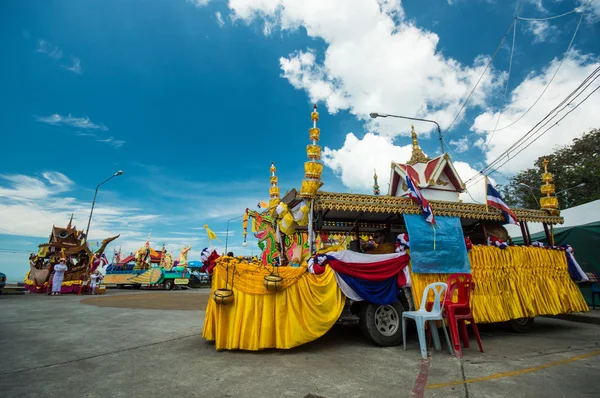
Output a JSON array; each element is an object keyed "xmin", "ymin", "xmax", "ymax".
[
  {"xmin": 470, "ymin": 53, "xmax": 600, "ymax": 175},
  {"xmin": 188, "ymin": 0, "xmax": 211, "ymax": 7},
  {"xmin": 0, "ymin": 172, "xmax": 73, "ymax": 200},
  {"xmin": 322, "ymin": 132, "xmax": 413, "ymax": 193},
  {"xmin": 96, "ymin": 136, "xmax": 126, "ymax": 148},
  {"xmin": 216, "ymin": 11, "xmax": 225, "ymax": 27},
  {"xmin": 37, "ymin": 113, "xmax": 108, "ymax": 131},
  {"xmin": 449, "ymin": 136, "xmax": 470, "ymax": 153},
  {"xmin": 64, "ymin": 57, "xmax": 82, "ymax": 74},
  {"xmin": 525, "ymin": 20, "xmax": 557, "ymax": 44},
  {"xmin": 223, "ymin": 0, "xmax": 504, "ymax": 137}
]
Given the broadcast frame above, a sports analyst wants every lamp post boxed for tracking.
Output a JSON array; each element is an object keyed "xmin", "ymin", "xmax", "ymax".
[
  {"xmin": 224, "ymin": 214, "xmax": 244, "ymax": 254},
  {"xmin": 369, "ymin": 112, "xmax": 445, "ymax": 153},
  {"xmin": 556, "ymin": 183, "xmax": 586, "ymax": 209},
  {"xmin": 84, "ymin": 170, "xmax": 123, "ymax": 240},
  {"xmin": 518, "ymin": 183, "xmax": 540, "ymax": 207}
]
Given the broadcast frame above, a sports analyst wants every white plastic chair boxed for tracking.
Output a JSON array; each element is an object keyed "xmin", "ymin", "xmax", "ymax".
[{"xmin": 402, "ymin": 282, "xmax": 453, "ymax": 359}]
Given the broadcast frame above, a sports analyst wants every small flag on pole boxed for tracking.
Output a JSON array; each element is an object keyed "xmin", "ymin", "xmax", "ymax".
[
  {"xmin": 258, "ymin": 201, "xmax": 269, "ymax": 209},
  {"xmin": 204, "ymin": 224, "xmax": 220, "ymax": 241},
  {"xmin": 485, "ymin": 177, "xmax": 518, "ymax": 224}
]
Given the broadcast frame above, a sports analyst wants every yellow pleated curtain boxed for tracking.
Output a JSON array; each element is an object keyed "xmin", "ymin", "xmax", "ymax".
[
  {"xmin": 202, "ymin": 259, "xmax": 345, "ymax": 351},
  {"xmin": 410, "ymin": 245, "xmax": 588, "ymax": 323}
]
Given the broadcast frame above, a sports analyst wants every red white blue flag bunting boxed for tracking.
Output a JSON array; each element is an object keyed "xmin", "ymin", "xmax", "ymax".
[
  {"xmin": 486, "ymin": 179, "xmax": 518, "ymax": 224},
  {"xmin": 406, "ymin": 175, "xmax": 436, "ymax": 224}
]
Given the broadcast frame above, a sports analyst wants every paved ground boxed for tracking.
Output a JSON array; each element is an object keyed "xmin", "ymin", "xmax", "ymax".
[{"xmin": 1, "ymin": 289, "xmax": 599, "ymax": 398}]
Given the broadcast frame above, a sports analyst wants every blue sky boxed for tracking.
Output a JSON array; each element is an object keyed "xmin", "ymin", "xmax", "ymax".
[{"xmin": 1, "ymin": 0, "xmax": 599, "ymax": 281}]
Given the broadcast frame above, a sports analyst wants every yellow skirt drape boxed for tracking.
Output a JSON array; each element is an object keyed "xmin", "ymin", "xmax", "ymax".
[
  {"xmin": 202, "ymin": 259, "xmax": 345, "ymax": 350},
  {"xmin": 410, "ymin": 246, "xmax": 588, "ymax": 323}
]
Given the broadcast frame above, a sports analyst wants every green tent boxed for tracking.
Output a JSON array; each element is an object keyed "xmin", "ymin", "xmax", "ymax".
[{"xmin": 513, "ymin": 221, "xmax": 600, "ymax": 305}]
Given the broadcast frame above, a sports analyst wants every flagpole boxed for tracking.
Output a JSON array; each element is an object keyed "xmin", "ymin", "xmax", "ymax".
[{"xmin": 484, "ymin": 174, "xmax": 489, "ymax": 213}]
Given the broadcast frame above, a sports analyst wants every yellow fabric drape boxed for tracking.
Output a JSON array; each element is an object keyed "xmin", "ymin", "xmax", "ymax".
[
  {"xmin": 410, "ymin": 246, "xmax": 588, "ymax": 323},
  {"xmin": 202, "ymin": 259, "xmax": 345, "ymax": 351}
]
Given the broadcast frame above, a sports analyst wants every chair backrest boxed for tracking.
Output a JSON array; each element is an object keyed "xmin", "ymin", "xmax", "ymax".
[
  {"xmin": 419, "ymin": 282, "xmax": 448, "ymax": 315},
  {"xmin": 445, "ymin": 273, "xmax": 474, "ymax": 306}
]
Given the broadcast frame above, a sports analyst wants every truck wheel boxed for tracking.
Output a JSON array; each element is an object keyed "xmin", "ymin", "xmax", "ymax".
[
  {"xmin": 164, "ymin": 279, "xmax": 174, "ymax": 290},
  {"xmin": 359, "ymin": 301, "xmax": 405, "ymax": 347},
  {"xmin": 507, "ymin": 317, "xmax": 535, "ymax": 333}
]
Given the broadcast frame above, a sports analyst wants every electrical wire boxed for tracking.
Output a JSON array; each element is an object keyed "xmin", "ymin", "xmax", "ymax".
[
  {"xmin": 445, "ymin": 0, "xmax": 527, "ymax": 132},
  {"xmin": 466, "ymin": 65, "xmax": 600, "ymax": 183},
  {"xmin": 466, "ymin": 77, "xmax": 600, "ymax": 188},
  {"xmin": 468, "ymin": 7, "xmax": 587, "ymax": 134},
  {"xmin": 517, "ymin": 0, "xmax": 593, "ymax": 21}
]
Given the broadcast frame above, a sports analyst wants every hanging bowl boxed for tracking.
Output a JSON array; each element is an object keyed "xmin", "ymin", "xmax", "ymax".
[
  {"xmin": 264, "ymin": 274, "xmax": 284, "ymax": 292},
  {"xmin": 213, "ymin": 288, "xmax": 234, "ymax": 305}
]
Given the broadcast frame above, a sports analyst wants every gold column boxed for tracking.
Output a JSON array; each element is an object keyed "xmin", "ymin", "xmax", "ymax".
[{"xmin": 300, "ymin": 104, "xmax": 324, "ymax": 198}]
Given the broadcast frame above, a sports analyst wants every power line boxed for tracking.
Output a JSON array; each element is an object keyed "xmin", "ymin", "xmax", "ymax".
[
  {"xmin": 445, "ymin": 0, "xmax": 527, "ymax": 132},
  {"xmin": 466, "ymin": 65, "xmax": 600, "ymax": 183},
  {"xmin": 517, "ymin": 0, "xmax": 594, "ymax": 21},
  {"xmin": 466, "ymin": 75, "xmax": 600, "ymax": 188},
  {"xmin": 468, "ymin": 6, "xmax": 587, "ymax": 134}
]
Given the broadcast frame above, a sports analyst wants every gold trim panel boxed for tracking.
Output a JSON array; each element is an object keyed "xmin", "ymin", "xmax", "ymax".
[{"xmin": 314, "ymin": 191, "xmax": 563, "ymax": 224}]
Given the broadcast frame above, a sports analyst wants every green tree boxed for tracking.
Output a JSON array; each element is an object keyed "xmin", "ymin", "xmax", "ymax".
[{"xmin": 499, "ymin": 128, "xmax": 600, "ymax": 210}]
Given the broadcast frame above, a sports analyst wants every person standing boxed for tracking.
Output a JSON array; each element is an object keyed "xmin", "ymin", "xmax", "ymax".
[{"xmin": 51, "ymin": 259, "xmax": 68, "ymax": 296}]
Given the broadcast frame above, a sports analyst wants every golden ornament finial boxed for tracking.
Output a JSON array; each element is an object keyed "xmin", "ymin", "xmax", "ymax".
[
  {"xmin": 301, "ymin": 104, "xmax": 324, "ymax": 198},
  {"xmin": 373, "ymin": 169, "xmax": 380, "ymax": 196},
  {"xmin": 269, "ymin": 162, "xmax": 280, "ymax": 210},
  {"xmin": 407, "ymin": 125, "xmax": 430, "ymax": 165},
  {"xmin": 540, "ymin": 157, "xmax": 558, "ymax": 212}
]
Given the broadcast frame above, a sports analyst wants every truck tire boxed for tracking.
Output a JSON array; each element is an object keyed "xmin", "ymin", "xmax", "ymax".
[
  {"xmin": 359, "ymin": 301, "xmax": 405, "ymax": 347},
  {"xmin": 164, "ymin": 279, "xmax": 174, "ymax": 290},
  {"xmin": 507, "ymin": 317, "xmax": 535, "ymax": 333}
]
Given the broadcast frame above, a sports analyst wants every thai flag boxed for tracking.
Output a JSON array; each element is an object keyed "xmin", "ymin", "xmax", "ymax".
[
  {"xmin": 406, "ymin": 175, "xmax": 436, "ymax": 224},
  {"xmin": 486, "ymin": 181, "xmax": 518, "ymax": 224}
]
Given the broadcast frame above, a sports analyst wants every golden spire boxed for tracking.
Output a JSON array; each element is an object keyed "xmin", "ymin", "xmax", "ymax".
[
  {"xmin": 269, "ymin": 161, "xmax": 280, "ymax": 210},
  {"xmin": 540, "ymin": 158, "xmax": 559, "ymax": 213},
  {"xmin": 300, "ymin": 104, "xmax": 324, "ymax": 198},
  {"xmin": 373, "ymin": 169, "xmax": 380, "ymax": 195},
  {"xmin": 407, "ymin": 125, "xmax": 430, "ymax": 165}
]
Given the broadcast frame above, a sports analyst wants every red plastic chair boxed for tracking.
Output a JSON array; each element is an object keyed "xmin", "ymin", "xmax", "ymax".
[{"xmin": 443, "ymin": 273, "xmax": 483, "ymax": 358}]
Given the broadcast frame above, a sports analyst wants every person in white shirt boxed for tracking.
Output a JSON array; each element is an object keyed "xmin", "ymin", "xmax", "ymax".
[
  {"xmin": 51, "ymin": 259, "xmax": 68, "ymax": 296},
  {"xmin": 90, "ymin": 271, "xmax": 103, "ymax": 294}
]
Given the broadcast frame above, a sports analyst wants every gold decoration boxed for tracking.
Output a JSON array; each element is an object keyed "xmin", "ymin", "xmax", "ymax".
[
  {"xmin": 304, "ymin": 161, "xmax": 323, "ymax": 179},
  {"xmin": 540, "ymin": 158, "xmax": 559, "ymax": 212},
  {"xmin": 373, "ymin": 169, "xmax": 380, "ymax": 196},
  {"xmin": 436, "ymin": 178, "xmax": 449, "ymax": 186},
  {"xmin": 312, "ymin": 191, "xmax": 564, "ymax": 224},
  {"xmin": 307, "ymin": 144, "xmax": 321, "ymax": 159},
  {"xmin": 300, "ymin": 104, "xmax": 324, "ymax": 199},
  {"xmin": 213, "ymin": 288, "xmax": 234, "ymax": 305},
  {"xmin": 270, "ymin": 176, "xmax": 278, "ymax": 185},
  {"xmin": 407, "ymin": 125, "xmax": 430, "ymax": 165},
  {"xmin": 309, "ymin": 128, "xmax": 321, "ymax": 142},
  {"xmin": 264, "ymin": 274, "xmax": 284, "ymax": 292},
  {"xmin": 269, "ymin": 186, "xmax": 280, "ymax": 197}
]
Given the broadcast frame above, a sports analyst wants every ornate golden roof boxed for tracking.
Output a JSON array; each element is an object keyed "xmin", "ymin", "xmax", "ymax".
[
  {"xmin": 313, "ymin": 191, "xmax": 563, "ymax": 224},
  {"xmin": 407, "ymin": 125, "xmax": 430, "ymax": 165}
]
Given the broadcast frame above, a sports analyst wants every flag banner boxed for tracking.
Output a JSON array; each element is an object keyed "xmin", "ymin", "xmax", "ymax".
[
  {"xmin": 404, "ymin": 214, "xmax": 471, "ymax": 274},
  {"xmin": 486, "ymin": 180, "xmax": 518, "ymax": 224},
  {"xmin": 307, "ymin": 250, "xmax": 409, "ymax": 305},
  {"xmin": 405, "ymin": 175, "xmax": 435, "ymax": 224},
  {"xmin": 204, "ymin": 224, "xmax": 220, "ymax": 241}
]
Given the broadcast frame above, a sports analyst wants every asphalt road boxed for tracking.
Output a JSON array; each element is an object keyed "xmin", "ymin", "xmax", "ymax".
[{"xmin": 0, "ymin": 289, "xmax": 598, "ymax": 398}]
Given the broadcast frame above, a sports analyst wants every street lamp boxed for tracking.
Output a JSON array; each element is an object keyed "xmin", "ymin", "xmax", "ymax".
[
  {"xmin": 224, "ymin": 214, "xmax": 244, "ymax": 254},
  {"xmin": 518, "ymin": 183, "xmax": 540, "ymax": 207},
  {"xmin": 84, "ymin": 170, "xmax": 123, "ymax": 240},
  {"xmin": 369, "ymin": 112, "xmax": 445, "ymax": 153},
  {"xmin": 556, "ymin": 182, "xmax": 585, "ymax": 209}
]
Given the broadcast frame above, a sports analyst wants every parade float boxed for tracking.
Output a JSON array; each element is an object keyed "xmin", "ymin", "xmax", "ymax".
[
  {"xmin": 202, "ymin": 105, "xmax": 589, "ymax": 351},
  {"xmin": 24, "ymin": 216, "xmax": 119, "ymax": 294},
  {"xmin": 103, "ymin": 238, "xmax": 191, "ymax": 290}
]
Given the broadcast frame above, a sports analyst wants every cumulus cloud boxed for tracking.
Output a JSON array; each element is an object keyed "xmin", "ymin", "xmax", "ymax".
[
  {"xmin": 449, "ymin": 136, "xmax": 471, "ymax": 153},
  {"xmin": 224, "ymin": 0, "xmax": 504, "ymax": 137},
  {"xmin": 470, "ymin": 53, "xmax": 600, "ymax": 175},
  {"xmin": 525, "ymin": 20, "xmax": 558, "ymax": 43}
]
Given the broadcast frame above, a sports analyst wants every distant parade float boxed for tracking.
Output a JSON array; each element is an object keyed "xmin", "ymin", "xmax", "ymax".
[
  {"xmin": 24, "ymin": 215, "xmax": 119, "ymax": 294},
  {"xmin": 102, "ymin": 238, "xmax": 191, "ymax": 290},
  {"xmin": 201, "ymin": 104, "xmax": 589, "ymax": 351}
]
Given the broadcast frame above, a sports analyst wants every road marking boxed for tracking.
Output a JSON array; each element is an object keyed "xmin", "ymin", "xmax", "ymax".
[
  {"xmin": 426, "ymin": 349, "xmax": 600, "ymax": 390},
  {"xmin": 411, "ymin": 356, "xmax": 431, "ymax": 397}
]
